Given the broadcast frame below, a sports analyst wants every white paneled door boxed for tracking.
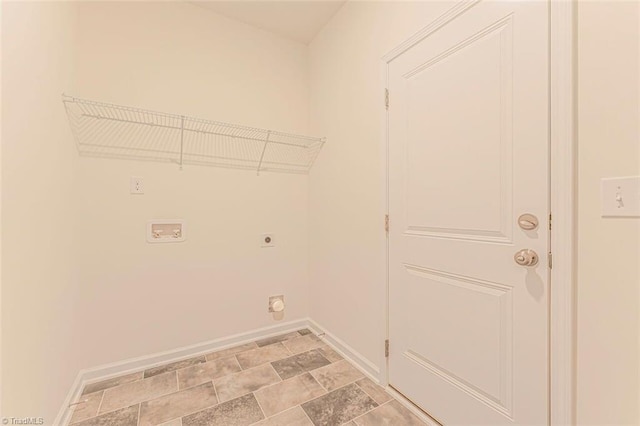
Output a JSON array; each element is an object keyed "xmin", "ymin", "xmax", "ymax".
[{"xmin": 387, "ymin": 1, "xmax": 549, "ymax": 425}]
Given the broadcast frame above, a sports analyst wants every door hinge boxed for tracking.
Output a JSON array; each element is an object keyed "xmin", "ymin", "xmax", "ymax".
[
  {"xmin": 385, "ymin": 88, "xmax": 389, "ymax": 110},
  {"xmin": 385, "ymin": 339, "xmax": 390, "ymax": 357},
  {"xmin": 549, "ymin": 213, "xmax": 552, "ymax": 231},
  {"xmin": 548, "ymin": 252, "xmax": 553, "ymax": 269},
  {"xmin": 385, "ymin": 214, "xmax": 389, "ymax": 235}
]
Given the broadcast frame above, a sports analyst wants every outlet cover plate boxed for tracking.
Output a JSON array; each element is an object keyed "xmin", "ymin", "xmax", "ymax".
[
  {"xmin": 130, "ymin": 176, "xmax": 144, "ymax": 194},
  {"xmin": 261, "ymin": 233, "xmax": 275, "ymax": 248},
  {"xmin": 268, "ymin": 295, "xmax": 284, "ymax": 313},
  {"xmin": 147, "ymin": 220, "xmax": 186, "ymax": 243}
]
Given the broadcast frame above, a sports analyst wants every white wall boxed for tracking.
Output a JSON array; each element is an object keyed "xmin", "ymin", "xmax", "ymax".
[
  {"xmin": 70, "ymin": 2, "xmax": 311, "ymax": 368},
  {"xmin": 1, "ymin": 1, "xmax": 79, "ymax": 421},
  {"xmin": 576, "ymin": 1, "xmax": 640, "ymax": 424}
]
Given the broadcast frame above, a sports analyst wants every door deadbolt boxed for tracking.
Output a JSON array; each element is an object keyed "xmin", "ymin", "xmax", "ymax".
[
  {"xmin": 514, "ymin": 249, "xmax": 539, "ymax": 267},
  {"xmin": 518, "ymin": 213, "xmax": 539, "ymax": 231}
]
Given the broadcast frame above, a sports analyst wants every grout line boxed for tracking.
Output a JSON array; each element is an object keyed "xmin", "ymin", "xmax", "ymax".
[
  {"xmin": 230, "ymin": 354, "xmax": 242, "ymax": 372},
  {"xmin": 325, "ymin": 374, "xmax": 364, "ymax": 394},
  {"xmin": 144, "ymin": 355, "xmax": 208, "ymax": 380},
  {"xmin": 212, "ymin": 379, "xmax": 219, "ymax": 405},
  {"xmin": 95, "ymin": 390, "xmax": 106, "ymax": 418},
  {"xmin": 136, "ymin": 403, "xmax": 141, "ymax": 426},
  {"xmin": 205, "ymin": 341, "xmax": 259, "ymax": 362},
  {"xmin": 266, "ymin": 363, "xmax": 284, "ymax": 386},
  {"xmin": 307, "ymin": 370, "xmax": 328, "ymax": 394},
  {"xmin": 354, "ymin": 378, "xmax": 388, "ymax": 404},
  {"xmin": 252, "ymin": 391, "xmax": 268, "ymax": 421},
  {"xmin": 71, "ymin": 390, "xmax": 104, "ymax": 424},
  {"xmin": 350, "ymin": 400, "xmax": 393, "ymax": 425},
  {"xmin": 149, "ymin": 381, "xmax": 220, "ymax": 424},
  {"xmin": 250, "ymin": 373, "xmax": 330, "ymax": 424},
  {"xmin": 300, "ymin": 404, "xmax": 315, "ymax": 425},
  {"xmin": 162, "ymin": 356, "xmax": 208, "ymax": 378},
  {"xmin": 95, "ymin": 371, "xmax": 179, "ymax": 418},
  {"xmin": 234, "ymin": 354, "xmax": 243, "ymax": 370}
]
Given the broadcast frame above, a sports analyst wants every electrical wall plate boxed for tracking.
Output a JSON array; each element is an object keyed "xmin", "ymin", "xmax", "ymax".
[
  {"xmin": 268, "ymin": 295, "xmax": 285, "ymax": 313},
  {"xmin": 261, "ymin": 233, "xmax": 275, "ymax": 248},
  {"xmin": 147, "ymin": 220, "xmax": 186, "ymax": 243},
  {"xmin": 601, "ymin": 176, "xmax": 640, "ymax": 217},
  {"xmin": 130, "ymin": 176, "xmax": 144, "ymax": 194}
]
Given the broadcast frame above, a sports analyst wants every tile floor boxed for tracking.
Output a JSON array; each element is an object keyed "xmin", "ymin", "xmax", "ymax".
[{"xmin": 70, "ymin": 329, "xmax": 427, "ymax": 426}]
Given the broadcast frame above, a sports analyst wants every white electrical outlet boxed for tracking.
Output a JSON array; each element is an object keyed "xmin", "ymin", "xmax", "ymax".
[
  {"xmin": 261, "ymin": 233, "xmax": 275, "ymax": 248},
  {"xmin": 130, "ymin": 176, "xmax": 144, "ymax": 194}
]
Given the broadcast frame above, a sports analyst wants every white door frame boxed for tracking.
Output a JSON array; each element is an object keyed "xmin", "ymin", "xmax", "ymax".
[{"xmin": 379, "ymin": 1, "xmax": 576, "ymax": 424}]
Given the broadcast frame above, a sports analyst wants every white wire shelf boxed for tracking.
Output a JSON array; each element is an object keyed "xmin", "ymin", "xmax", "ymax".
[{"xmin": 62, "ymin": 95, "xmax": 325, "ymax": 174}]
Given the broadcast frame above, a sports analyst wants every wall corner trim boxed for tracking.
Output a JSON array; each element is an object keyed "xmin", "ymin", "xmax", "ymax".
[
  {"xmin": 307, "ymin": 319, "xmax": 381, "ymax": 380},
  {"xmin": 549, "ymin": 0, "xmax": 577, "ymax": 425}
]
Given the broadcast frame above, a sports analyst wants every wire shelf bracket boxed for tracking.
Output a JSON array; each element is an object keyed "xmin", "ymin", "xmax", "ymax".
[{"xmin": 62, "ymin": 95, "xmax": 325, "ymax": 175}]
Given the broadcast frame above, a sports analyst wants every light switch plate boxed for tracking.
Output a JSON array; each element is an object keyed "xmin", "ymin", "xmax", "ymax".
[{"xmin": 601, "ymin": 176, "xmax": 640, "ymax": 217}]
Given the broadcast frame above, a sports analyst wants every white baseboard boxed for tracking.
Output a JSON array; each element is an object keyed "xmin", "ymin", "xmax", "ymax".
[
  {"xmin": 54, "ymin": 318, "xmax": 309, "ymax": 426},
  {"xmin": 54, "ymin": 371, "xmax": 84, "ymax": 426},
  {"xmin": 306, "ymin": 318, "xmax": 380, "ymax": 381},
  {"xmin": 55, "ymin": 317, "xmax": 436, "ymax": 426}
]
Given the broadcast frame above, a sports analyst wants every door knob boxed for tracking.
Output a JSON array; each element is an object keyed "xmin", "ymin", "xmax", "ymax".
[
  {"xmin": 518, "ymin": 214, "xmax": 539, "ymax": 231},
  {"xmin": 514, "ymin": 249, "xmax": 539, "ymax": 267}
]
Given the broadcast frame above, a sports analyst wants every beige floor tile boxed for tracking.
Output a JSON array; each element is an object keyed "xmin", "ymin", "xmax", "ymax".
[
  {"xmin": 183, "ymin": 393, "xmax": 264, "ymax": 426},
  {"xmin": 355, "ymin": 378, "xmax": 393, "ymax": 405},
  {"xmin": 73, "ymin": 404, "xmax": 139, "ymax": 426},
  {"xmin": 138, "ymin": 382, "xmax": 218, "ymax": 426},
  {"xmin": 158, "ymin": 419, "xmax": 182, "ymax": 426},
  {"xmin": 214, "ymin": 363, "xmax": 281, "ymax": 402},
  {"xmin": 254, "ymin": 406, "xmax": 314, "ymax": 426},
  {"xmin": 99, "ymin": 371, "xmax": 177, "ymax": 414},
  {"xmin": 316, "ymin": 345, "xmax": 343, "ymax": 363},
  {"xmin": 205, "ymin": 342, "xmax": 258, "ymax": 361},
  {"xmin": 301, "ymin": 383, "xmax": 377, "ymax": 425},
  {"xmin": 82, "ymin": 371, "xmax": 144, "ymax": 395},
  {"xmin": 282, "ymin": 335, "xmax": 324, "ymax": 354},
  {"xmin": 353, "ymin": 400, "xmax": 426, "ymax": 425},
  {"xmin": 310, "ymin": 360, "xmax": 364, "ymax": 392},
  {"xmin": 235, "ymin": 343, "xmax": 291, "ymax": 370},
  {"xmin": 70, "ymin": 390, "xmax": 104, "ymax": 424},
  {"xmin": 178, "ymin": 356, "xmax": 241, "ymax": 389},
  {"xmin": 76, "ymin": 335, "xmax": 424, "ymax": 426},
  {"xmin": 254, "ymin": 373, "xmax": 326, "ymax": 417},
  {"xmin": 270, "ymin": 349, "xmax": 331, "ymax": 380},
  {"xmin": 144, "ymin": 355, "xmax": 206, "ymax": 378}
]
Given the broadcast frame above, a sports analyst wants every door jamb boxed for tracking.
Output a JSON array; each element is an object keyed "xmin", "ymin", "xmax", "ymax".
[{"xmin": 379, "ymin": 1, "xmax": 576, "ymax": 425}]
